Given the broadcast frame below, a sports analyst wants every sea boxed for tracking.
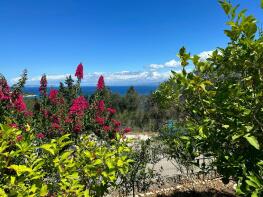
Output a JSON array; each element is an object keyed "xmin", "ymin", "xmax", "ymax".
[{"xmin": 23, "ymin": 86, "xmax": 158, "ymax": 97}]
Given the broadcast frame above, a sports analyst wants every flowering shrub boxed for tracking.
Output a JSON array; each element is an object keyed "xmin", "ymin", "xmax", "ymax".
[
  {"xmin": 0, "ymin": 64, "xmax": 133, "ymax": 196},
  {"xmin": 2, "ymin": 63, "xmax": 132, "ymax": 140}
]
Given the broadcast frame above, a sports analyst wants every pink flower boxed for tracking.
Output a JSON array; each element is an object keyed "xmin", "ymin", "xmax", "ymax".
[
  {"xmin": 124, "ymin": 127, "xmax": 132, "ymax": 133},
  {"xmin": 16, "ymin": 135, "xmax": 23, "ymax": 142},
  {"xmin": 49, "ymin": 89, "xmax": 59, "ymax": 104},
  {"xmin": 0, "ymin": 78, "xmax": 10, "ymax": 101},
  {"xmin": 98, "ymin": 100, "xmax": 105, "ymax": 112},
  {"xmin": 95, "ymin": 116, "xmax": 105, "ymax": 125},
  {"xmin": 103, "ymin": 125, "xmax": 111, "ymax": 132},
  {"xmin": 24, "ymin": 111, "xmax": 33, "ymax": 117},
  {"xmin": 36, "ymin": 133, "xmax": 45, "ymax": 139},
  {"xmin": 112, "ymin": 119, "xmax": 121, "ymax": 127},
  {"xmin": 97, "ymin": 75, "xmax": 105, "ymax": 90},
  {"xmin": 69, "ymin": 96, "xmax": 89, "ymax": 116},
  {"xmin": 14, "ymin": 94, "xmax": 26, "ymax": 112},
  {"xmin": 42, "ymin": 109, "xmax": 49, "ymax": 118},
  {"xmin": 52, "ymin": 115, "xmax": 60, "ymax": 124},
  {"xmin": 75, "ymin": 63, "xmax": 84, "ymax": 80},
  {"xmin": 9, "ymin": 123, "xmax": 18, "ymax": 128},
  {"xmin": 39, "ymin": 75, "xmax": 47, "ymax": 95},
  {"xmin": 73, "ymin": 124, "xmax": 82, "ymax": 132},
  {"xmin": 51, "ymin": 123, "xmax": 61, "ymax": 129},
  {"xmin": 65, "ymin": 116, "xmax": 73, "ymax": 123},
  {"xmin": 107, "ymin": 108, "xmax": 116, "ymax": 114}
]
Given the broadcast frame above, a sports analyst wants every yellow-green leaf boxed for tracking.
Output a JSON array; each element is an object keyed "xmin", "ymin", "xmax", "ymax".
[
  {"xmin": 8, "ymin": 165, "xmax": 32, "ymax": 176},
  {"xmin": 244, "ymin": 134, "xmax": 260, "ymax": 150},
  {"xmin": 40, "ymin": 184, "xmax": 48, "ymax": 197}
]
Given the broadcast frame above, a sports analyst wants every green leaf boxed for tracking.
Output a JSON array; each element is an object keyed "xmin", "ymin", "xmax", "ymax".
[
  {"xmin": 8, "ymin": 165, "xmax": 32, "ymax": 176},
  {"xmin": 251, "ymin": 191, "xmax": 258, "ymax": 197},
  {"xmin": 84, "ymin": 190, "xmax": 90, "ymax": 197},
  {"xmin": 61, "ymin": 151, "xmax": 73, "ymax": 160},
  {"xmin": 93, "ymin": 159, "xmax": 103, "ymax": 165},
  {"xmin": 261, "ymin": 0, "xmax": 263, "ymax": 9},
  {"xmin": 219, "ymin": 0, "xmax": 232, "ymax": 15},
  {"xmin": 222, "ymin": 124, "xmax": 229, "ymax": 129},
  {"xmin": 30, "ymin": 184, "xmax": 37, "ymax": 193},
  {"xmin": 117, "ymin": 159, "xmax": 124, "ymax": 167},
  {"xmin": 40, "ymin": 184, "xmax": 48, "ymax": 197},
  {"xmin": 180, "ymin": 136, "xmax": 190, "ymax": 141},
  {"xmin": 247, "ymin": 175, "xmax": 261, "ymax": 187},
  {"xmin": 244, "ymin": 134, "xmax": 260, "ymax": 150},
  {"xmin": 40, "ymin": 144, "xmax": 55, "ymax": 155},
  {"xmin": 106, "ymin": 160, "xmax": 114, "ymax": 169},
  {"xmin": 0, "ymin": 188, "xmax": 7, "ymax": 197},
  {"xmin": 10, "ymin": 176, "xmax": 16, "ymax": 185},
  {"xmin": 245, "ymin": 180, "xmax": 258, "ymax": 188},
  {"xmin": 232, "ymin": 134, "xmax": 243, "ymax": 141}
]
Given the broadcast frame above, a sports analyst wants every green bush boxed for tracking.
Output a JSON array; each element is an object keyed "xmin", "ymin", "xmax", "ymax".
[
  {"xmin": 0, "ymin": 122, "xmax": 132, "ymax": 196},
  {"xmin": 155, "ymin": 1, "xmax": 263, "ymax": 196}
]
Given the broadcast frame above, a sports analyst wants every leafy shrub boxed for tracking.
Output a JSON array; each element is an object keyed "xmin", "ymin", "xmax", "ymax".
[
  {"xmin": 0, "ymin": 123, "xmax": 132, "ymax": 196},
  {"xmin": 155, "ymin": 1, "xmax": 263, "ymax": 196},
  {"xmin": 0, "ymin": 63, "xmax": 133, "ymax": 196}
]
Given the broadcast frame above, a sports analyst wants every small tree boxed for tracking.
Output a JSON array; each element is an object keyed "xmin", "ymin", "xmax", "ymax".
[{"xmin": 155, "ymin": 1, "xmax": 263, "ymax": 196}]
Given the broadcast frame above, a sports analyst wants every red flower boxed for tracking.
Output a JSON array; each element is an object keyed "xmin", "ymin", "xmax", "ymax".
[
  {"xmin": 75, "ymin": 63, "xmax": 84, "ymax": 80},
  {"xmin": 51, "ymin": 123, "xmax": 61, "ymax": 129},
  {"xmin": 69, "ymin": 96, "xmax": 89, "ymax": 116},
  {"xmin": 65, "ymin": 116, "xmax": 73, "ymax": 123},
  {"xmin": 39, "ymin": 75, "xmax": 47, "ymax": 96},
  {"xmin": 112, "ymin": 119, "xmax": 121, "ymax": 127},
  {"xmin": 0, "ymin": 78, "xmax": 10, "ymax": 101},
  {"xmin": 107, "ymin": 107, "xmax": 116, "ymax": 114},
  {"xmin": 24, "ymin": 111, "xmax": 33, "ymax": 117},
  {"xmin": 16, "ymin": 135, "xmax": 23, "ymax": 142},
  {"xmin": 103, "ymin": 125, "xmax": 111, "ymax": 132},
  {"xmin": 42, "ymin": 109, "xmax": 49, "ymax": 118},
  {"xmin": 73, "ymin": 124, "xmax": 82, "ymax": 132},
  {"xmin": 14, "ymin": 94, "xmax": 26, "ymax": 112},
  {"xmin": 9, "ymin": 123, "xmax": 18, "ymax": 128},
  {"xmin": 36, "ymin": 133, "xmax": 45, "ymax": 139},
  {"xmin": 95, "ymin": 116, "xmax": 105, "ymax": 125},
  {"xmin": 52, "ymin": 115, "xmax": 60, "ymax": 124},
  {"xmin": 98, "ymin": 100, "xmax": 105, "ymax": 112},
  {"xmin": 49, "ymin": 89, "xmax": 59, "ymax": 104},
  {"xmin": 124, "ymin": 127, "xmax": 132, "ymax": 133},
  {"xmin": 97, "ymin": 75, "xmax": 105, "ymax": 90}
]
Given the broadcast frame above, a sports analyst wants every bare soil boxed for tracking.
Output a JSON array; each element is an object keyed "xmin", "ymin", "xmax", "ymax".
[{"xmin": 136, "ymin": 178, "xmax": 236, "ymax": 197}]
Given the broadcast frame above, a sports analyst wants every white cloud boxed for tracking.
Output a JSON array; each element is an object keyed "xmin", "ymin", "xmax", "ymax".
[
  {"xmin": 10, "ymin": 49, "xmax": 212, "ymax": 85},
  {"xmin": 12, "ymin": 70, "xmax": 178, "ymax": 86},
  {"xmin": 34, "ymin": 74, "xmax": 72, "ymax": 81},
  {"xmin": 198, "ymin": 50, "xmax": 213, "ymax": 62},
  {"xmin": 149, "ymin": 59, "xmax": 181, "ymax": 70},
  {"xmin": 149, "ymin": 64, "xmax": 164, "ymax": 69},
  {"xmin": 164, "ymin": 59, "xmax": 181, "ymax": 67}
]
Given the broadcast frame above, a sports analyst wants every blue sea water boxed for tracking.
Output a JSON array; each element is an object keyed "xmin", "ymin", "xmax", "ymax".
[{"xmin": 23, "ymin": 86, "xmax": 158, "ymax": 96}]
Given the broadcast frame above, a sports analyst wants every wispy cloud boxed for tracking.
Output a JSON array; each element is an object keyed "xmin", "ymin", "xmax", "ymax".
[
  {"xmin": 11, "ymin": 50, "xmax": 211, "ymax": 86},
  {"xmin": 149, "ymin": 59, "xmax": 181, "ymax": 70}
]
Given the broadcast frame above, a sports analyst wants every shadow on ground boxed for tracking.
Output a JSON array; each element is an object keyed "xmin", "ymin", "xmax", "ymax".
[{"xmin": 157, "ymin": 189, "xmax": 236, "ymax": 197}]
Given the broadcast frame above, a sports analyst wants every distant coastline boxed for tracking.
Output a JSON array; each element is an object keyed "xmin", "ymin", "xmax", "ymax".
[{"xmin": 23, "ymin": 85, "xmax": 158, "ymax": 96}]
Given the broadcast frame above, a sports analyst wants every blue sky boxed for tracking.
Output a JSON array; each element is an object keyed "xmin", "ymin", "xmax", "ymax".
[{"xmin": 0, "ymin": 0, "xmax": 262, "ymax": 85}]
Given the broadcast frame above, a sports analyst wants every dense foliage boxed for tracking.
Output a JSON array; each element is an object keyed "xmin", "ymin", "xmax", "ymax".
[
  {"xmin": 155, "ymin": 1, "xmax": 263, "ymax": 196},
  {"xmin": 25, "ymin": 86, "xmax": 178, "ymax": 133},
  {"xmin": 0, "ymin": 64, "xmax": 133, "ymax": 196}
]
